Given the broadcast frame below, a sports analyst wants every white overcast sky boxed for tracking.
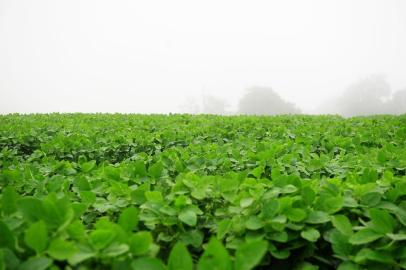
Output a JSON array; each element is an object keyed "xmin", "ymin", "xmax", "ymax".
[{"xmin": 1, "ymin": 0, "xmax": 405, "ymax": 113}]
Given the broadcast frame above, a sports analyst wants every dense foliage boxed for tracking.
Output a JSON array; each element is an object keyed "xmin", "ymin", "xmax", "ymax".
[{"xmin": 1, "ymin": 114, "xmax": 406, "ymax": 270}]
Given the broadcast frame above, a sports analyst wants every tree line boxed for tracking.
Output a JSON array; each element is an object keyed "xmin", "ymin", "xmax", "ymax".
[{"xmin": 180, "ymin": 75, "xmax": 406, "ymax": 116}]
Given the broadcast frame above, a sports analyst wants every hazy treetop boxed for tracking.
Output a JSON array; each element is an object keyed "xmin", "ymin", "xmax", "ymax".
[{"xmin": 238, "ymin": 87, "xmax": 300, "ymax": 115}]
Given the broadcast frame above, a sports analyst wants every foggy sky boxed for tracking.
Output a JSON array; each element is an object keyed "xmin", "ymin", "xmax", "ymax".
[{"xmin": 1, "ymin": 0, "xmax": 405, "ymax": 114}]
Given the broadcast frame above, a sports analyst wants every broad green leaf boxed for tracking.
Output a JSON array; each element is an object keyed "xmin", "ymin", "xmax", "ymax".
[
  {"xmin": 74, "ymin": 177, "xmax": 91, "ymax": 191},
  {"xmin": 301, "ymin": 228, "xmax": 320, "ymax": 242},
  {"xmin": 354, "ymin": 248, "xmax": 394, "ymax": 264},
  {"xmin": 67, "ymin": 220, "xmax": 86, "ymax": 240},
  {"xmin": 234, "ymin": 240, "xmax": 268, "ymax": 270},
  {"xmin": 268, "ymin": 231, "xmax": 288, "ymax": 243},
  {"xmin": 369, "ymin": 208, "xmax": 395, "ymax": 234},
  {"xmin": 149, "ymin": 161, "xmax": 164, "ymax": 178},
  {"xmin": 67, "ymin": 245, "xmax": 95, "ymax": 265},
  {"xmin": 360, "ymin": 192, "xmax": 381, "ymax": 207},
  {"xmin": 118, "ymin": 207, "xmax": 139, "ymax": 232},
  {"xmin": 198, "ymin": 238, "xmax": 232, "ymax": 270},
  {"xmin": 18, "ymin": 197, "xmax": 43, "ymax": 222},
  {"xmin": 240, "ymin": 197, "xmax": 254, "ymax": 208},
  {"xmin": 47, "ymin": 238, "xmax": 78, "ymax": 260},
  {"xmin": 129, "ymin": 231, "xmax": 153, "ymax": 256},
  {"xmin": 337, "ymin": 262, "xmax": 362, "ymax": 270},
  {"xmin": 331, "ymin": 215, "xmax": 353, "ymax": 236},
  {"xmin": 301, "ymin": 186, "xmax": 316, "ymax": 205},
  {"xmin": 145, "ymin": 191, "xmax": 163, "ymax": 203},
  {"xmin": 1, "ymin": 187, "xmax": 18, "ymax": 215},
  {"xmin": 80, "ymin": 160, "xmax": 96, "ymax": 172},
  {"xmin": 349, "ymin": 228, "xmax": 382, "ymax": 245},
  {"xmin": 286, "ymin": 208, "xmax": 307, "ymax": 222},
  {"xmin": 295, "ymin": 262, "xmax": 319, "ymax": 270},
  {"xmin": 387, "ymin": 233, "xmax": 406, "ymax": 241},
  {"xmin": 245, "ymin": 216, "xmax": 263, "ymax": 230},
  {"xmin": 270, "ymin": 248, "xmax": 290, "ymax": 259},
  {"xmin": 132, "ymin": 257, "xmax": 166, "ymax": 270},
  {"xmin": 104, "ymin": 243, "xmax": 130, "ymax": 257},
  {"xmin": 328, "ymin": 229, "xmax": 353, "ymax": 257},
  {"xmin": 281, "ymin": 184, "xmax": 298, "ymax": 194},
  {"xmin": 89, "ymin": 229, "xmax": 116, "ymax": 250},
  {"xmin": 168, "ymin": 242, "xmax": 193, "ymax": 270},
  {"xmin": 179, "ymin": 209, "xmax": 197, "ymax": 226},
  {"xmin": 319, "ymin": 195, "xmax": 343, "ymax": 214},
  {"xmin": 18, "ymin": 256, "xmax": 52, "ymax": 270},
  {"xmin": 179, "ymin": 230, "xmax": 204, "ymax": 248},
  {"xmin": 24, "ymin": 220, "xmax": 48, "ymax": 253},
  {"xmin": 0, "ymin": 222, "xmax": 15, "ymax": 249},
  {"xmin": 217, "ymin": 220, "xmax": 231, "ymax": 239},
  {"xmin": 306, "ymin": 211, "xmax": 330, "ymax": 224}
]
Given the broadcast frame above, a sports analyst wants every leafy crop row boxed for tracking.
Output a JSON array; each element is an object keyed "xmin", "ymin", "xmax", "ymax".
[{"xmin": 1, "ymin": 114, "xmax": 406, "ymax": 269}]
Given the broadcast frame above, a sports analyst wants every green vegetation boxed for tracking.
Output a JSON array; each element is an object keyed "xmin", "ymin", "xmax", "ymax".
[{"xmin": 1, "ymin": 114, "xmax": 406, "ymax": 269}]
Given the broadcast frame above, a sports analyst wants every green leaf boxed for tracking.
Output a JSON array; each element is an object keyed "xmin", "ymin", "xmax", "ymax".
[
  {"xmin": 18, "ymin": 197, "xmax": 43, "ymax": 222},
  {"xmin": 387, "ymin": 233, "xmax": 406, "ymax": 241},
  {"xmin": 80, "ymin": 160, "xmax": 96, "ymax": 172},
  {"xmin": 129, "ymin": 231, "xmax": 153, "ymax": 256},
  {"xmin": 149, "ymin": 161, "xmax": 164, "ymax": 178},
  {"xmin": 1, "ymin": 187, "xmax": 18, "ymax": 215},
  {"xmin": 74, "ymin": 177, "xmax": 91, "ymax": 191},
  {"xmin": 179, "ymin": 230, "xmax": 204, "ymax": 248},
  {"xmin": 47, "ymin": 238, "xmax": 78, "ymax": 260},
  {"xmin": 328, "ymin": 229, "xmax": 353, "ymax": 257},
  {"xmin": 234, "ymin": 240, "xmax": 268, "ymax": 270},
  {"xmin": 251, "ymin": 166, "xmax": 264, "ymax": 179},
  {"xmin": 319, "ymin": 195, "xmax": 343, "ymax": 214},
  {"xmin": 245, "ymin": 216, "xmax": 263, "ymax": 230},
  {"xmin": 337, "ymin": 262, "xmax": 362, "ymax": 270},
  {"xmin": 67, "ymin": 220, "xmax": 86, "ymax": 240},
  {"xmin": 331, "ymin": 215, "xmax": 353, "ymax": 236},
  {"xmin": 168, "ymin": 242, "xmax": 193, "ymax": 270},
  {"xmin": 145, "ymin": 191, "xmax": 163, "ymax": 203},
  {"xmin": 217, "ymin": 220, "xmax": 231, "ymax": 239},
  {"xmin": 369, "ymin": 208, "xmax": 395, "ymax": 234},
  {"xmin": 18, "ymin": 256, "xmax": 52, "ymax": 270},
  {"xmin": 306, "ymin": 211, "xmax": 330, "ymax": 224},
  {"xmin": 301, "ymin": 228, "xmax": 320, "ymax": 242},
  {"xmin": 294, "ymin": 262, "xmax": 319, "ymax": 270},
  {"xmin": 104, "ymin": 243, "xmax": 130, "ymax": 257},
  {"xmin": 286, "ymin": 208, "xmax": 307, "ymax": 222},
  {"xmin": 0, "ymin": 221, "xmax": 15, "ymax": 249},
  {"xmin": 270, "ymin": 248, "xmax": 290, "ymax": 259},
  {"xmin": 134, "ymin": 160, "xmax": 147, "ymax": 177},
  {"xmin": 301, "ymin": 186, "xmax": 316, "ymax": 205},
  {"xmin": 354, "ymin": 248, "xmax": 395, "ymax": 264},
  {"xmin": 89, "ymin": 229, "xmax": 116, "ymax": 250},
  {"xmin": 281, "ymin": 184, "xmax": 298, "ymax": 194},
  {"xmin": 79, "ymin": 191, "xmax": 96, "ymax": 205},
  {"xmin": 349, "ymin": 228, "xmax": 382, "ymax": 245},
  {"xmin": 118, "ymin": 207, "xmax": 139, "ymax": 232},
  {"xmin": 240, "ymin": 198, "xmax": 254, "ymax": 208},
  {"xmin": 132, "ymin": 257, "xmax": 166, "ymax": 270},
  {"xmin": 198, "ymin": 238, "xmax": 232, "ymax": 270},
  {"xmin": 360, "ymin": 192, "xmax": 381, "ymax": 207},
  {"xmin": 179, "ymin": 209, "xmax": 197, "ymax": 227},
  {"xmin": 24, "ymin": 220, "xmax": 48, "ymax": 253},
  {"xmin": 268, "ymin": 231, "xmax": 288, "ymax": 243}
]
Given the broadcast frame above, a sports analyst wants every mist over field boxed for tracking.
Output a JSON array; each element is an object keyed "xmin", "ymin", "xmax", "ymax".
[{"xmin": 1, "ymin": 0, "xmax": 405, "ymax": 115}]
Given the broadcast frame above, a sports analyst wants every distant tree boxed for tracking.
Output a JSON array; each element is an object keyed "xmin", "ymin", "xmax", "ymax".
[
  {"xmin": 390, "ymin": 88, "xmax": 406, "ymax": 114},
  {"xmin": 238, "ymin": 86, "xmax": 300, "ymax": 115},
  {"xmin": 178, "ymin": 97, "xmax": 201, "ymax": 114},
  {"xmin": 202, "ymin": 95, "xmax": 227, "ymax": 115},
  {"xmin": 334, "ymin": 75, "xmax": 391, "ymax": 116}
]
